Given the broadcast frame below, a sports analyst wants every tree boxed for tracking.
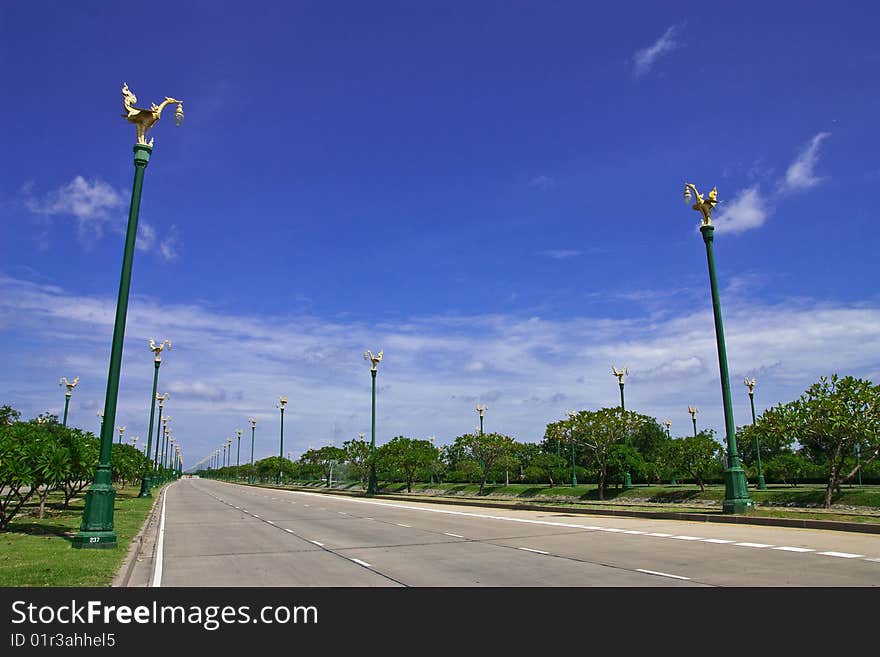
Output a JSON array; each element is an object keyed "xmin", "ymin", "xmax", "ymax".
[
  {"xmin": 453, "ymin": 432, "xmax": 517, "ymax": 495},
  {"xmin": 606, "ymin": 444, "xmax": 646, "ymax": 488},
  {"xmin": 763, "ymin": 452, "xmax": 816, "ymax": 487},
  {"xmin": 374, "ymin": 437, "xmax": 438, "ymax": 492},
  {"xmin": 757, "ymin": 375, "xmax": 880, "ymax": 507},
  {"xmin": 523, "ymin": 452, "xmax": 566, "ymax": 486},
  {"xmin": 674, "ymin": 431, "xmax": 723, "ymax": 491},
  {"xmin": 629, "ymin": 420, "xmax": 670, "ymax": 483},
  {"xmin": 0, "ymin": 421, "xmax": 40, "ymax": 529},
  {"xmin": 342, "ymin": 436, "xmax": 373, "ymax": 487},
  {"xmin": 0, "ymin": 405, "xmax": 21, "ymax": 425},
  {"xmin": 566, "ymin": 408, "xmax": 650, "ymax": 500},
  {"xmin": 736, "ymin": 422, "xmax": 794, "ymax": 469},
  {"xmin": 301, "ymin": 446, "xmax": 347, "ymax": 487}
]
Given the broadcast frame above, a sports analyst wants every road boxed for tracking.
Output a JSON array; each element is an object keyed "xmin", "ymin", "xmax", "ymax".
[{"xmin": 134, "ymin": 478, "xmax": 880, "ymax": 586}]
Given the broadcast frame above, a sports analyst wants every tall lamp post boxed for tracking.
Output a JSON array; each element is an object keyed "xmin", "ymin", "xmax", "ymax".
[
  {"xmin": 160, "ymin": 415, "xmax": 171, "ymax": 483},
  {"xmin": 744, "ymin": 377, "xmax": 766, "ymax": 490},
  {"xmin": 664, "ymin": 418, "xmax": 676, "ymax": 484},
  {"xmin": 475, "ymin": 404, "xmax": 487, "ymax": 436},
  {"xmin": 74, "ymin": 83, "xmax": 184, "ymax": 549},
  {"xmin": 97, "ymin": 410, "xmax": 104, "ymax": 434},
  {"xmin": 116, "ymin": 426, "xmax": 126, "ymax": 444},
  {"xmin": 248, "ymin": 417, "xmax": 257, "ymax": 485},
  {"xmin": 59, "ymin": 377, "xmax": 79, "ymax": 427},
  {"xmin": 235, "ymin": 429, "xmax": 242, "ymax": 481},
  {"xmin": 152, "ymin": 393, "xmax": 169, "ymax": 486},
  {"xmin": 611, "ymin": 366, "xmax": 632, "ymax": 489},
  {"xmin": 140, "ymin": 339, "xmax": 170, "ymax": 497},
  {"xmin": 683, "ymin": 182, "xmax": 752, "ymax": 514},
  {"xmin": 276, "ymin": 397, "xmax": 288, "ymax": 485},
  {"xmin": 688, "ymin": 406, "xmax": 698, "ymax": 437},
  {"xmin": 364, "ymin": 350, "xmax": 383, "ymax": 495},
  {"xmin": 565, "ymin": 411, "xmax": 578, "ymax": 487}
]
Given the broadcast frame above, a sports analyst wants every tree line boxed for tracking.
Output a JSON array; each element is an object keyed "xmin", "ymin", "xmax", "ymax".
[{"xmin": 203, "ymin": 374, "xmax": 880, "ymax": 509}]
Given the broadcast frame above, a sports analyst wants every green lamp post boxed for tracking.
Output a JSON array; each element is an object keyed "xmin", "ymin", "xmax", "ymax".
[
  {"xmin": 364, "ymin": 350, "xmax": 383, "ymax": 495},
  {"xmin": 248, "ymin": 417, "xmax": 257, "ymax": 485},
  {"xmin": 683, "ymin": 182, "xmax": 752, "ymax": 514},
  {"xmin": 235, "ymin": 429, "xmax": 242, "ymax": 481},
  {"xmin": 688, "ymin": 405, "xmax": 698, "ymax": 437},
  {"xmin": 73, "ymin": 83, "xmax": 183, "ymax": 549},
  {"xmin": 276, "ymin": 397, "xmax": 288, "ymax": 485},
  {"xmin": 855, "ymin": 442, "xmax": 863, "ymax": 488},
  {"xmin": 59, "ymin": 377, "xmax": 79, "ymax": 427},
  {"xmin": 664, "ymin": 418, "xmax": 677, "ymax": 484},
  {"xmin": 139, "ymin": 339, "xmax": 170, "ymax": 497},
  {"xmin": 226, "ymin": 437, "xmax": 233, "ymax": 481},
  {"xmin": 744, "ymin": 377, "xmax": 767, "ymax": 490},
  {"xmin": 159, "ymin": 416, "xmax": 171, "ymax": 483},
  {"xmin": 476, "ymin": 404, "xmax": 487, "ymax": 436},
  {"xmin": 566, "ymin": 410, "xmax": 578, "ymax": 487},
  {"xmin": 117, "ymin": 425, "xmax": 125, "ymax": 445},
  {"xmin": 97, "ymin": 410, "xmax": 104, "ymax": 434},
  {"xmin": 152, "ymin": 393, "xmax": 169, "ymax": 486},
  {"xmin": 612, "ymin": 366, "xmax": 633, "ymax": 489}
]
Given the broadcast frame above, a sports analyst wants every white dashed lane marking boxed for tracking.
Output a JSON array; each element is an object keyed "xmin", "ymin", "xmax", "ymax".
[
  {"xmin": 444, "ymin": 533, "xmax": 465, "ymax": 538},
  {"xmin": 702, "ymin": 539, "xmax": 735, "ymax": 544},
  {"xmin": 672, "ymin": 535, "xmax": 703, "ymax": 541},
  {"xmin": 819, "ymin": 551, "xmax": 863, "ymax": 559},
  {"xmin": 310, "ymin": 540, "xmax": 324, "ymax": 546},
  {"xmin": 773, "ymin": 546, "xmax": 814, "ymax": 553},
  {"xmin": 350, "ymin": 558, "xmax": 372, "ymax": 568},
  {"xmin": 734, "ymin": 542, "xmax": 773, "ymax": 548},
  {"xmin": 637, "ymin": 568, "xmax": 690, "ymax": 581},
  {"xmin": 517, "ymin": 547, "xmax": 549, "ymax": 555},
  {"xmin": 396, "ymin": 523, "xmax": 411, "ymax": 528}
]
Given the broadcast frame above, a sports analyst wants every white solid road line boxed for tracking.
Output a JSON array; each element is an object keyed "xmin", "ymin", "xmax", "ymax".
[
  {"xmin": 636, "ymin": 568, "xmax": 690, "ymax": 581},
  {"xmin": 517, "ymin": 547, "xmax": 549, "ymax": 555},
  {"xmin": 151, "ymin": 487, "xmax": 169, "ymax": 588},
  {"xmin": 444, "ymin": 532, "xmax": 465, "ymax": 538},
  {"xmin": 734, "ymin": 542, "xmax": 773, "ymax": 548},
  {"xmin": 350, "ymin": 558, "xmax": 372, "ymax": 567},
  {"xmin": 773, "ymin": 546, "xmax": 814, "ymax": 553},
  {"xmin": 396, "ymin": 523, "xmax": 412, "ymax": 528},
  {"xmin": 284, "ymin": 529, "xmax": 296, "ymax": 534},
  {"xmin": 310, "ymin": 540, "xmax": 324, "ymax": 546},
  {"xmin": 819, "ymin": 551, "xmax": 863, "ymax": 558}
]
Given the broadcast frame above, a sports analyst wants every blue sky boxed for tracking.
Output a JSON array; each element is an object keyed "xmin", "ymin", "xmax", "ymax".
[{"xmin": 2, "ymin": 2, "xmax": 880, "ymax": 470}]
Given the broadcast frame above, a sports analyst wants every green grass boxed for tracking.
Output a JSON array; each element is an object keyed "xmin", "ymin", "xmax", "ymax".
[{"xmin": 0, "ymin": 486, "xmax": 156, "ymax": 586}]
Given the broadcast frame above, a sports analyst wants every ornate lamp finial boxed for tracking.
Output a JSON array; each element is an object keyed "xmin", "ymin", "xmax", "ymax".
[
  {"xmin": 149, "ymin": 338, "xmax": 172, "ymax": 362},
  {"xmin": 364, "ymin": 350, "xmax": 384, "ymax": 372},
  {"xmin": 121, "ymin": 83, "xmax": 184, "ymax": 147},
  {"xmin": 663, "ymin": 418, "xmax": 672, "ymax": 430},
  {"xmin": 59, "ymin": 376, "xmax": 80, "ymax": 397},
  {"xmin": 475, "ymin": 404, "xmax": 487, "ymax": 417},
  {"xmin": 688, "ymin": 406, "xmax": 698, "ymax": 419},
  {"xmin": 611, "ymin": 366, "xmax": 628, "ymax": 384},
  {"xmin": 277, "ymin": 397, "xmax": 288, "ymax": 410},
  {"xmin": 683, "ymin": 182, "xmax": 719, "ymax": 226},
  {"xmin": 249, "ymin": 417, "xmax": 257, "ymax": 428},
  {"xmin": 744, "ymin": 377, "xmax": 756, "ymax": 394}
]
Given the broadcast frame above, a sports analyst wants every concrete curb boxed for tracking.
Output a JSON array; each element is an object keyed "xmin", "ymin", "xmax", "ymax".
[
  {"xmin": 245, "ymin": 482, "xmax": 880, "ymax": 535},
  {"xmin": 111, "ymin": 485, "xmax": 167, "ymax": 588}
]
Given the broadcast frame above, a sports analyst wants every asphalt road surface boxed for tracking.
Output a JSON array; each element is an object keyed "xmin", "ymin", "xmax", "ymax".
[{"xmin": 137, "ymin": 479, "xmax": 880, "ymax": 587}]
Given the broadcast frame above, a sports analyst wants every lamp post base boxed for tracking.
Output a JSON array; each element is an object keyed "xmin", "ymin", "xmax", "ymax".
[
  {"xmin": 623, "ymin": 472, "xmax": 632, "ymax": 489},
  {"xmin": 756, "ymin": 474, "xmax": 767, "ymax": 490},
  {"xmin": 722, "ymin": 466, "xmax": 754, "ymax": 514},
  {"xmin": 72, "ymin": 481, "xmax": 118, "ymax": 549},
  {"xmin": 137, "ymin": 475, "xmax": 152, "ymax": 498}
]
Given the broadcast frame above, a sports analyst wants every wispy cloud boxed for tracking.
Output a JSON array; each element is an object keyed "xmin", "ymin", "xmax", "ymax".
[
  {"xmin": 713, "ymin": 186, "xmax": 768, "ymax": 235},
  {"xmin": 528, "ymin": 175, "xmax": 555, "ymax": 190},
  {"xmin": 779, "ymin": 132, "xmax": 831, "ymax": 194},
  {"xmin": 541, "ymin": 249, "xmax": 581, "ymax": 259},
  {"xmin": 159, "ymin": 225, "xmax": 180, "ymax": 262},
  {"xmin": 136, "ymin": 222, "xmax": 156, "ymax": 252},
  {"xmin": 24, "ymin": 176, "xmax": 125, "ymax": 246},
  {"xmin": 633, "ymin": 26, "xmax": 680, "ymax": 77}
]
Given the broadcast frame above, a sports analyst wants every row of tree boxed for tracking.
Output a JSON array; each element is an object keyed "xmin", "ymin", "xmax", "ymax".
[
  {"xmin": 204, "ymin": 374, "xmax": 880, "ymax": 509},
  {"xmin": 0, "ymin": 405, "xmax": 174, "ymax": 530}
]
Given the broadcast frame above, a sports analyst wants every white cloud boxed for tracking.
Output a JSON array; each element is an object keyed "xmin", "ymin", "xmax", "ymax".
[
  {"xmin": 712, "ymin": 186, "xmax": 768, "ymax": 234},
  {"xmin": 24, "ymin": 176, "xmax": 125, "ymax": 246},
  {"xmin": 779, "ymin": 132, "xmax": 831, "ymax": 194},
  {"xmin": 3, "ymin": 274, "xmax": 879, "ymax": 465},
  {"xmin": 541, "ymin": 249, "xmax": 581, "ymax": 259},
  {"xmin": 159, "ymin": 225, "xmax": 180, "ymax": 261},
  {"xmin": 528, "ymin": 175, "xmax": 555, "ymax": 190},
  {"xmin": 633, "ymin": 26, "xmax": 679, "ymax": 77},
  {"xmin": 136, "ymin": 222, "xmax": 156, "ymax": 252}
]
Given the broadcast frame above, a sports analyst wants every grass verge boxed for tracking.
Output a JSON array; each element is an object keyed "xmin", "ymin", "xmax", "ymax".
[{"xmin": 0, "ymin": 486, "xmax": 157, "ymax": 586}]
